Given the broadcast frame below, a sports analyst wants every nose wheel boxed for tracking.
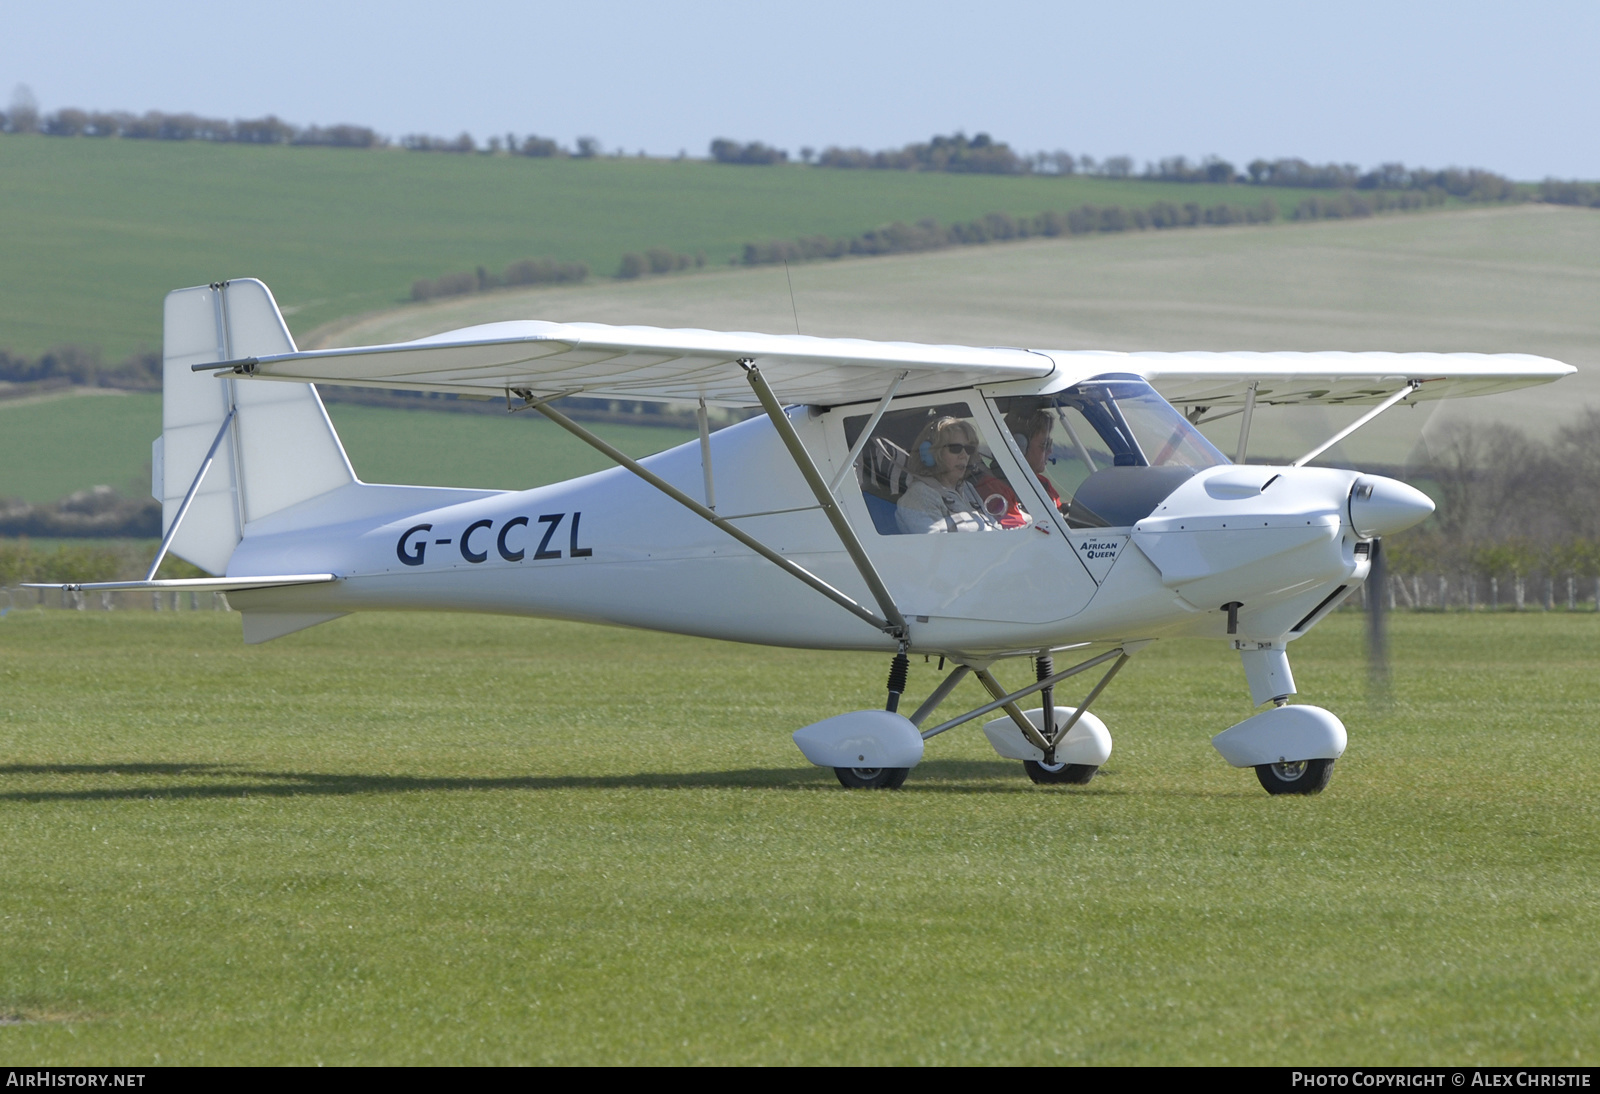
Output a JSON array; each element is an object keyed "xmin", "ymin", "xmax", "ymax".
[{"xmin": 1255, "ymin": 758, "xmax": 1334, "ymax": 795}]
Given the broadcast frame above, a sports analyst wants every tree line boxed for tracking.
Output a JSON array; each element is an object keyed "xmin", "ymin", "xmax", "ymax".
[
  {"xmin": 1538, "ymin": 180, "xmax": 1600, "ymax": 208},
  {"xmin": 1365, "ymin": 412, "xmax": 1600, "ymax": 603},
  {"xmin": 411, "ymin": 257, "xmax": 590, "ymax": 302},
  {"xmin": 712, "ymin": 131, "xmax": 1534, "ymax": 202},
  {"xmin": 0, "ymin": 345, "xmax": 160, "ymax": 390},
  {"xmin": 740, "ymin": 190, "xmax": 1460, "ymax": 266},
  {"xmin": 9, "ymin": 82, "xmax": 1592, "ymax": 203},
  {"xmin": 1, "ymin": 84, "xmax": 597, "ymax": 158}
]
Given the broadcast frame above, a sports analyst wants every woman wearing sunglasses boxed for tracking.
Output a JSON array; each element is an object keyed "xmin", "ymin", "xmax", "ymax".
[{"xmin": 894, "ymin": 416, "xmax": 1005, "ymax": 534}]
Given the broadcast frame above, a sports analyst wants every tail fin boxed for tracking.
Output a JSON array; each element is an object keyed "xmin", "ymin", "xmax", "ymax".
[{"xmin": 154, "ymin": 279, "xmax": 356, "ymax": 574}]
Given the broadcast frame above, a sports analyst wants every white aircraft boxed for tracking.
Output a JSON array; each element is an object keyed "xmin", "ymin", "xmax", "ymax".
[{"xmin": 39, "ymin": 279, "xmax": 1574, "ymax": 794}]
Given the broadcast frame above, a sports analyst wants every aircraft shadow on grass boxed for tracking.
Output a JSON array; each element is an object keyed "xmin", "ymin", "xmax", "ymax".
[{"xmin": 0, "ymin": 759, "xmax": 1123, "ymax": 802}]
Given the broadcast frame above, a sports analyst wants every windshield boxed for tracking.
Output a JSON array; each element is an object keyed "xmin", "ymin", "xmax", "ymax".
[{"xmin": 995, "ymin": 375, "xmax": 1227, "ymax": 528}]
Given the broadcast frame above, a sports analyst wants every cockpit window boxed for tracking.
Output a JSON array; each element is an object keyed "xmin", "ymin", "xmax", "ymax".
[
  {"xmin": 843, "ymin": 402, "xmax": 1029, "ymax": 535},
  {"xmin": 996, "ymin": 375, "xmax": 1227, "ymax": 528}
]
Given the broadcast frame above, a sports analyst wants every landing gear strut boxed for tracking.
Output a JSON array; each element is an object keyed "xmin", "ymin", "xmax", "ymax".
[{"xmin": 1021, "ymin": 654, "xmax": 1099, "ymax": 785}]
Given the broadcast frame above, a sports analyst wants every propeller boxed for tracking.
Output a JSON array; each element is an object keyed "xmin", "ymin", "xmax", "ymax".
[{"xmin": 1366, "ymin": 536, "xmax": 1390, "ymax": 703}]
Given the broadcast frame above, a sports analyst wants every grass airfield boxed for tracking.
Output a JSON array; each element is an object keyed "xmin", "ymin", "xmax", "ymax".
[{"xmin": 1, "ymin": 610, "xmax": 1595, "ymax": 1064}]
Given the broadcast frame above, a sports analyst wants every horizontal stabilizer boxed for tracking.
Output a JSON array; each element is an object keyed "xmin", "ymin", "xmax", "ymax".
[{"xmin": 23, "ymin": 574, "xmax": 338, "ymax": 593}]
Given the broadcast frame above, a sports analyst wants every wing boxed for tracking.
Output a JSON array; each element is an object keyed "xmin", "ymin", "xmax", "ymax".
[
  {"xmin": 1113, "ymin": 350, "xmax": 1575, "ymax": 407},
  {"xmin": 210, "ymin": 320, "xmax": 1055, "ymax": 407}
]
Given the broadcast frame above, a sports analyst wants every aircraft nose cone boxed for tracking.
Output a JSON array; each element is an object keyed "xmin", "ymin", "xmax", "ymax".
[{"xmin": 1349, "ymin": 475, "xmax": 1434, "ymax": 538}]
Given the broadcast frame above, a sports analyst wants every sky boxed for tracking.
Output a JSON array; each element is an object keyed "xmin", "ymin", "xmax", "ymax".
[{"xmin": 3, "ymin": 0, "xmax": 1598, "ymax": 180}]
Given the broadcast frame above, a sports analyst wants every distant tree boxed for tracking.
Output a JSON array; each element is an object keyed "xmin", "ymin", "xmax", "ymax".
[
  {"xmin": 7, "ymin": 84, "xmax": 38, "ymax": 133},
  {"xmin": 1539, "ymin": 179, "xmax": 1600, "ymax": 207},
  {"xmin": 799, "ymin": 146, "xmax": 815, "ymax": 163},
  {"xmin": 295, "ymin": 124, "xmax": 382, "ymax": 148},
  {"xmin": 233, "ymin": 115, "xmax": 296, "ymax": 144},
  {"xmin": 42, "ymin": 107, "xmax": 87, "ymax": 136},
  {"xmin": 85, "ymin": 111, "xmax": 128, "ymax": 137},
  {"xmin": 1035, "ymin": 150, "xmax": 1075, "ymax": 175},
  {"xmin": 710, "ymin": 138, "xmax": 787, "ymax": 165},
  {"xmin": 575, "ymin": 136, "xmax": 600, "ymax": 158},
  {"xmin": 519, "ymin": 134, "xmax": 563, "ymax": 157}
]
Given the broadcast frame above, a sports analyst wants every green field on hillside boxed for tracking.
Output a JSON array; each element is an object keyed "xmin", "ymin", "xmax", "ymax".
[
  {"xmin": 0, "ymin": 391, "xmax": 696, "ymax": 504},
  {"xmin": 0, "ymin": 136, "xmax": 1354, "ymax": 359},
  {"xmin": 0, "ymin": 611, "xmax": 1595, "ymax": 1064},
  {"xmin": 324, "ymin": 205, "xmax": 1600, "ymax": 464},
  {"xmin": 6, "ymin": 206, "xmax": 1594, "ymax": 503}
]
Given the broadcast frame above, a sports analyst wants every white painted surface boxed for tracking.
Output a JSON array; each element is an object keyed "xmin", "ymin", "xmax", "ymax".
[
  {"xmin": 1238, "ymin": 644, "xmax": 1297, "ymax": 707},
  {"xmin": 1211, "ymin": 704, "xmax": 1348, "ymax": 768},
  {"xmin": 792, "ymin": 711, "xmax": 925, "ymax": 769},
  {"xmin": 160, "ymin": 280, "xmax": 355, "ymax": 574},
  {"xmin": 982, "ymin": 707, "xmax": 1112, "ymax": 766}
]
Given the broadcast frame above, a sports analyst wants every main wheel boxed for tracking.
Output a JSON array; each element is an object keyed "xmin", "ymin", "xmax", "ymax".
[
  {"xmin": 834, "ymin": 766, "xmax": 910, "ymax": 790},
  {"xmin": 1254, "ymin": 758, "xmax": 1334, "ymax": 795},
  {"xmin": 1023, "ymin": 759, "xmax": 1097, "ymax": 785}
]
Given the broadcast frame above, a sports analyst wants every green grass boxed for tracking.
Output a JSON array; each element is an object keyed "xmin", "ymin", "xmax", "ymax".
[
  {"xmin": 0, "ymin": 610, "xmax": 1595, "ymax": 1064},
  {"xmin": 0, "ymin": 393, "xmax": 157, "ymax": 502},
  {"xmin": 0, "ymin": 391, "xmax": 696, "ymax": 503},
  {"xmin": 0, "ymin": 135, "xmax": 1327, "ymax": 360}
]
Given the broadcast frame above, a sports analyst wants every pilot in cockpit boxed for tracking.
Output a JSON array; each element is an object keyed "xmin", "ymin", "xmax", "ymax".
[{"xmin": 894, "ymin": 417, "xmax": 1004, "ymax": 534}]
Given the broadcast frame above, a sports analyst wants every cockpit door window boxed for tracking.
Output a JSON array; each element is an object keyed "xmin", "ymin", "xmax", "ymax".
[{"xmin": 996, "ymin": 375, "xmax": 1228, "ymax": 529}]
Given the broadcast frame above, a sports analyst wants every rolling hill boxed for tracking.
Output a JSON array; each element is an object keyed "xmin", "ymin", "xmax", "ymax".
[{"xmin": 0, "ymin": 135, "xmax": 1319, "ymax": 360}]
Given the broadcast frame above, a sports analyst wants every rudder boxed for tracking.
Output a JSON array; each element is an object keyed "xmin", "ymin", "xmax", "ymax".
[{"xmin": 154, "ymin": 279, "xmax": 356, "ymax": 574}]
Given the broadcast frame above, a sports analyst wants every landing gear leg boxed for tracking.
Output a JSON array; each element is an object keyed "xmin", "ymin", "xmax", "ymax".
[{"xmin": 1023, "ymin": 652, "xmax": 1098, "ymax": 785}]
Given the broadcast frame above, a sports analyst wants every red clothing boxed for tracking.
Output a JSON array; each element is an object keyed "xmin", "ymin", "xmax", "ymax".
[{"xmin": 974, "ymin": 471, "xmax": 1061, "ymax": 528}]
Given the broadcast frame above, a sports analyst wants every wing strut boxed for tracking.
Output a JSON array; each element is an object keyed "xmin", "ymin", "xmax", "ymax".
[
  {"xmin": 741, "ymin": 361, "xmax": 909, "ymax": 640},
  {"xmin": 826, "ymin": 370, "xmax": 907, "ymax": 495},
  {"xmin": 522, "ymin": 393, "xmax": 896, "ymax": 636},
  {"xmin": 1291, "ymin": 381, "xmax": 1421, "ymax": 467}
]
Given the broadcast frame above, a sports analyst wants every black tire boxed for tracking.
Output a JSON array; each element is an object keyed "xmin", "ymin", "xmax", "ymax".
[
  {"xmin": 1254, "ymin": 758, "xmax": 1334, "ymax": 795},
  {"xmin": 1023, "ymin": 759, "xmax": 1097, "ymax": 785},
  {"xmin": 834, "ymin": 766, "xmax": 910, "ymax": 790}
]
